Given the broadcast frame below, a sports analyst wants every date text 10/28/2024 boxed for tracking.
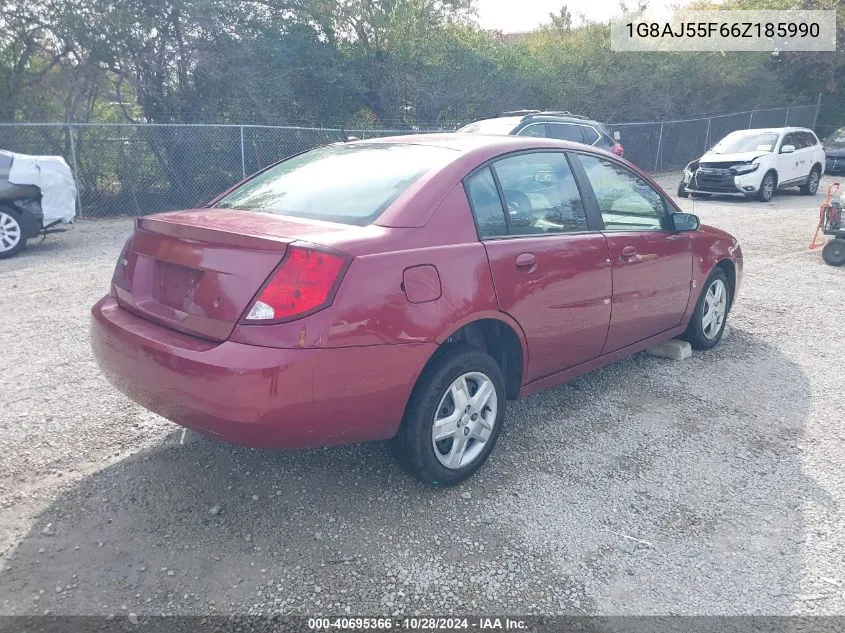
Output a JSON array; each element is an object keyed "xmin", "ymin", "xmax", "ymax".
[{"xmin": 308, "ymin": 617, "xmax": 528, "ymax": 630}]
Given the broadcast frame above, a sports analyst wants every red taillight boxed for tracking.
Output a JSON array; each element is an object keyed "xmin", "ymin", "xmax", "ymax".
[
  {"xmin": 244, "ymin": 246, "xmax": 347, "ymax": 322},
  {"xmin": 110, "ymin": 234, "xmax": 134, "ymax": 296},
  {"xmin": 612, "ymin": 143, "xmax": 624, "ymax": 157}
]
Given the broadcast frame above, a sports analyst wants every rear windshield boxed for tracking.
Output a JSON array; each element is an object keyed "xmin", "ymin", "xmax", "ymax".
[
  {"xmin": 711, "ymin": 132, "xmax": 779, "ymax": 154},
  {"xmin": 215, "ymin": 143, "xmax": 458, "ymax": 225}
]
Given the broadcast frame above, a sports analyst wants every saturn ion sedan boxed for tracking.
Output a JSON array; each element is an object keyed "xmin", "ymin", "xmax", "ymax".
[{"xmin": 91, "ymin": 134, "xmax": 742, "ymax": 485}]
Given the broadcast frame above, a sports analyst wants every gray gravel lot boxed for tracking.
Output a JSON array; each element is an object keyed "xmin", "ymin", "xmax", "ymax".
[{"xmin": 1, "ymin": 171, "xmax": 844, "ymax": 616}]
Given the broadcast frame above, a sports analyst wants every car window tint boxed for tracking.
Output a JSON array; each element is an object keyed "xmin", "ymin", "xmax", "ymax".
[
  {"xmin": 518, "ymin": 123, "xmax": 548, "ymax": 138},
  {"xmin": 802, "ymin": 132, "xmax": 817, "ymax": 147},
  {"xmin": 547, "ymin": 123, "xmax": 584, "ymax": 143},
  {"xmin": 578, "ymin": 155, "xmax": 664, "ymax": 232},
  {"xmin": 782, "ymin": 133, "xmax": 799, "ymax": 150},
  {"xmin": 579, "ymin": 126, "xmax": 600, "ymax": 144},
  {"xmin": 465, "ymin": 168, "xmax": 508, "ymax": 238},
  {"xmin": 490, "ymin": 152, "xmax": 588, "ymax": 235}
]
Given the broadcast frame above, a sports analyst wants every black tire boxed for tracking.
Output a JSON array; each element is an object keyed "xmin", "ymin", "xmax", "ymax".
[
  {"xmin": 391, "ymin": 347, "xmax": 506, "ymax": 486},
  {"xmin": 0, "ymin": 207, "xmax": 28, "ymax": 259},
  {"xmin": 680, "ymin": 268, "xmax": 732, "ymax": 351},
  {"xmin": 822, "ymin": 238, "xmax": 845, "ymax": 266},
  {"xmin": 758, "ymin": 171, "xmax": 777, "ymax": 202},
  {"xmin": 800, "ymin": 166, "xmax": 821, "ymax": 195},
  {"xmin": 677, "ymin": 181, "xmax": 689, "ymax": 198}
]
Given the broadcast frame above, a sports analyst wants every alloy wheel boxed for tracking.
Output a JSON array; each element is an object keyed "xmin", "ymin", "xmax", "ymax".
[
  {"xmin": 702, "ymin": 278, "xmax": 728, "ymax": 340},
  {"xmin": 431, "ymin": 371, "xmax": 498, "ymax": 470},
  {"xmin": 0, "ymin": 212, "xmax": 22, "ymax": 253}
]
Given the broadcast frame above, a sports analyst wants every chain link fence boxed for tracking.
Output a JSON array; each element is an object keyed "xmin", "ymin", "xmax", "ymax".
[{"xmin": 0, "ymin": 103, "xmax": 819, "ymax": 218}]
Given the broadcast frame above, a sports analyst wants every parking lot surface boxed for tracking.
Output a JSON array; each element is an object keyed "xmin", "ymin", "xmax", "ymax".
[{"xmin": 1, "ymin": 172, "xmax": 844, "ymax": 616}]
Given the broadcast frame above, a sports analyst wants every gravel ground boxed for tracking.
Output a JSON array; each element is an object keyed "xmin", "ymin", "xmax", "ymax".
[{"xmin": 1, "ymin": 171, "xmax": 844, "ymax": 617}]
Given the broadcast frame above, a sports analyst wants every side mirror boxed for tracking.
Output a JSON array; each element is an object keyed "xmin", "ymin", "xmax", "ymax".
[
  {"xmin": 672, "ymin": 212, "xmax": 700, "ymax": 231},
  {"xmin": 781, "ymin": 144, "xmax": 795, "ymax": 154}
]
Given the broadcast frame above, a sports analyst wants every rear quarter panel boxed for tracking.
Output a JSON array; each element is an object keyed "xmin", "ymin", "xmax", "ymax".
[{"xmin": 229, "ymin": 183, "xmax": 519, "ymax": 352}]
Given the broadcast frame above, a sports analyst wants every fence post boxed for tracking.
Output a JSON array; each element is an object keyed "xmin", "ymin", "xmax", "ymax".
[
  {"xmin": 654, "ymin": 122, "xmax": 664, "ymax": 172},
  {"xmin": 748, "ymin": 110, "xmax": 754, "ymax": 128},
  {"xmin": 240, "ymin": 126, "xmax": 246, "ymax": 179},
  {"xmin": 812, "ymin": 92, "xmax": 822, "ymax": 129},
  {"xmin": 785, "ymin": 106, "xmax": 790, "ymax": 126},
  {"xmin": 67, "ymin": 124, "xmax": 83, "ymax": 216},
  {"xmin": 705, "ymin": 117, "xmax": 711, "ymax": 150}
]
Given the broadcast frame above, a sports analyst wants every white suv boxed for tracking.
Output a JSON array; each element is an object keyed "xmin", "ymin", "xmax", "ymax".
[{"xmin": 679, "ymin": 127, "xmax": 825, "ymax": 202}]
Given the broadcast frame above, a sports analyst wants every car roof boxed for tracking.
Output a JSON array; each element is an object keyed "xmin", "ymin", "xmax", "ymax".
[
  {"xmin": 727, "ymin": 127, "xmax": 815, "ymax": 135},
  {"xmin": 466, "ymin": 111, "xmax": 606, "ymax": 129},
  {"xmin": 342, "ymin": 133, "xmax": 646, "ymax": 228}
]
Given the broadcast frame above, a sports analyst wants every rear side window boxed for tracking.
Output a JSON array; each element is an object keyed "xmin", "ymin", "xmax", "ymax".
[
  {"xmin": 579, "ymin": 126, "xmax": 600, "ymax": 144},
  {"xmin": 548, "ymin": 123, "xmax": 584, "ymax": 143},
  {"xmin": 578, "ymin": 155, "xmax": 665, "ymax": 231},
  {"xmin": 215, "ymin": 143, "xmax": 457, "ymax": 226},
  {"xmin": 465, "ymin": 168, "xmax": 508, "ymax": 238},
  {"xmin": 492, "ymin": 152, "xmax": 588, "ymax": 235}
]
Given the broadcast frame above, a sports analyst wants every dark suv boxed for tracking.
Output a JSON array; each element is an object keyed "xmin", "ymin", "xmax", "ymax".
[{"xmin": 457, "ymin": 110, "xmax": 624, "ymax": 157}]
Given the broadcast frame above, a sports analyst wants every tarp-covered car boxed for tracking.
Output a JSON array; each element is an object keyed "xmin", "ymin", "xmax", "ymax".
[{"xmin": 0, "ymin": 150, "xmax": 77, "ymax": 259}]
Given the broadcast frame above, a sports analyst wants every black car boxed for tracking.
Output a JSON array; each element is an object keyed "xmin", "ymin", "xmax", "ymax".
[
  {"xmin": 0, "ymin": 150, "xmax": 44, "ymax": 259},
  {"xmin": 458, "ymin": 110, "xmax": 625, "ymax": 157},
  {"xmin": 824, "ymin": 127, "xmax": 845, "ymax": 175}
]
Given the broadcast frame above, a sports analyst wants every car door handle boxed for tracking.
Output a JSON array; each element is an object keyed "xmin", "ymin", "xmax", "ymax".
[
  {"xmin": 618, "ymin": 245, "xmax": 638, "ymax": 261},
  {"xmin": 515, "ymin": 252, "xmax": 537, "ymax": 269}
]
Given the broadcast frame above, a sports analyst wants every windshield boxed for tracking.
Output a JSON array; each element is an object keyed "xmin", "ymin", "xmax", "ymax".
[
  {"xmin": 458, "ymin": 118, "xmax": 521, "ymax": 135},
  {"xmin": 826, "ymin": 128, "xmax": 845, "ymax": 144},
  {"xmin": 216, "ymin": 143, "xmax": 458, "ymax": 225},
  {"xmin": 711, "ymin": 131, "xmax": 779, "ymax": 154}
]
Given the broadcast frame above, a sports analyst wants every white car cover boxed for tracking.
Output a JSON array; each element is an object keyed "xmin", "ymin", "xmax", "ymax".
[{"xmin": 8, "ymin": 152, "xmax": 77, "ymax": 225}]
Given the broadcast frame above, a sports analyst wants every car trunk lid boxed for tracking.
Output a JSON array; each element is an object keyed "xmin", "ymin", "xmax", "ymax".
[{"xmin": 112, "ymin": 209, "xmax": 349, "ymax": 341}]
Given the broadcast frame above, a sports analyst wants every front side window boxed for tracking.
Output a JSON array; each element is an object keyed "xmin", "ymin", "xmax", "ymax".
[
  {"xmin": 578, "ymin": 155, "xmax": 664, "ymax": 232},
  {"xmin": 492, "ymin": 152, "xmax": 588, "ymax": 235},
  {"xmin": 780, "ymin": 133, "xmax": 802, "ymax": 151},
  {"xmin": 216, "ymin": 143, "xmax": 457, "ymax": 226}
]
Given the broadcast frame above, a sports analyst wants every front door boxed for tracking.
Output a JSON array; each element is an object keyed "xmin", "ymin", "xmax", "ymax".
[
  {"xmin": 574, "ymin": 154, "xmax": 693, "ymax": 353},
  {"xmin": 464, "ymin": 151, "xmax": 612, "ymax": 382},
  {"xmin": 778, "ymin": 132, "xmax": 803, "ymax": 184}
]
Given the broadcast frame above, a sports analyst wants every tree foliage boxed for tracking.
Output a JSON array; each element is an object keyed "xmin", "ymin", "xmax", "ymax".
[{"xmin": 1, "ymin": 0, "xmax": 843, "ymax": 130}]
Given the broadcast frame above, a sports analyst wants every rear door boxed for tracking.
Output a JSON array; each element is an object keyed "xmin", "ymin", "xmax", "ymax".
[
  {"xmin": 572, "ymin": 153, "xmax": 693, "ymax": 353},
  {"xmin": 464, "ymin": 151, "xmax": 612, "ymax": 383}
]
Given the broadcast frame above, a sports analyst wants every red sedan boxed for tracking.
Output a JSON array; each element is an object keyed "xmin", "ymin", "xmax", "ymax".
[{"xmin": 91, "ymin": 134, "xmax": 742, "ymax": 485}]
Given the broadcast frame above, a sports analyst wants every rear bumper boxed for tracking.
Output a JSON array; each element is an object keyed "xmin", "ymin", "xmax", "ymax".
[{"xmin": 90, "ymin": 297, "xmax": 435, "ymax": 449}]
